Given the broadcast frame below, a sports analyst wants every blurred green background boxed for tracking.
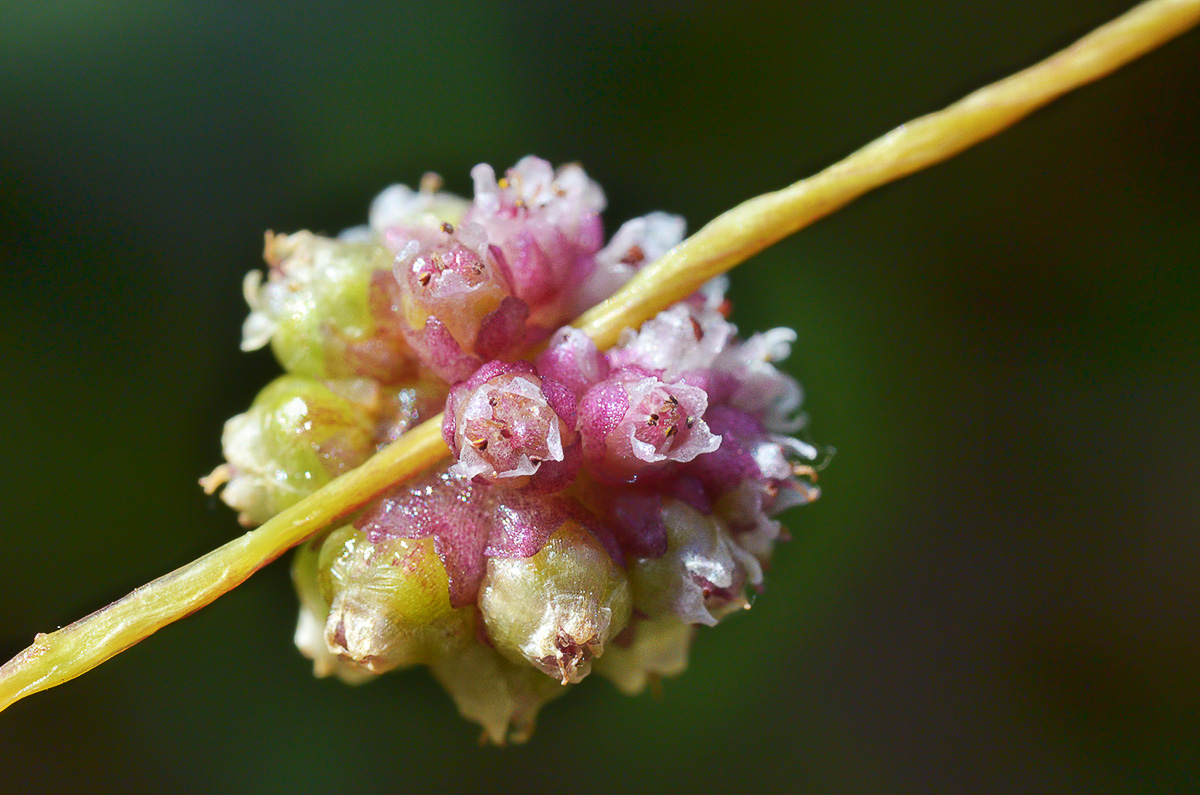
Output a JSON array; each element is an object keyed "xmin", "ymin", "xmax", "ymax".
[{"xmin": 1, "ymin": 1, "xmax": 1197, "ymax": 792}]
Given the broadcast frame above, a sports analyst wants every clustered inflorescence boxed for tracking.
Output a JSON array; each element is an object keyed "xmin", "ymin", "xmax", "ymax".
[{"xmin": 203, "ymin": 157, "xmax": 822, "ymax": 743}]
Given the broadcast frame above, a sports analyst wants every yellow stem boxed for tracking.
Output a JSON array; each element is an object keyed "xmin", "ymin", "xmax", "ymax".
[
  {"xmin": 575, "ymin": 0, "xmax": 1200, "ymax": 349},
  {"xmin": 1, "ymin": 0, "xmax": 1196, "ymax": 713},
  {"xmin": 0, "ymin": 419, "xmax": 449, "ymax": 712}
]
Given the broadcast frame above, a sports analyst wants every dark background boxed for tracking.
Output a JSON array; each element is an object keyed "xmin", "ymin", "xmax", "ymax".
[{"xmin": 1, "ymin": 2, "xmax": 1197, "ymax": 792}]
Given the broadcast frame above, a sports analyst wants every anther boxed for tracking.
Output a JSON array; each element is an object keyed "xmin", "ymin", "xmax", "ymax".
[{"xmin": 792, "ymin": 464, "xmax": 818, "ymax": 481}]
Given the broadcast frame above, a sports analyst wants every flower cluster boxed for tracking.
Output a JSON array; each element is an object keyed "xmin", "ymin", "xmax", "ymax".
[{"xmin": 206, "ymin": 157, "xmax": 822, "ymax": 743}]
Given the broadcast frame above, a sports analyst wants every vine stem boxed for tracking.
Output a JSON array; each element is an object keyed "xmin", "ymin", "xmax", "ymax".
[{"xmin": 1, "ymin": 0, "xmax": 1196, "ymax": 713}]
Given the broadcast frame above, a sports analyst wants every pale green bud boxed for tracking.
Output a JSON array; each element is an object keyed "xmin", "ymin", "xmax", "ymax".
[
  {"xmin": 242, "ymin": 232, "xmax": 414, "ymax": 382},
  {"xmin": 320, "ymin": 525, "xmax": 474, "ymax": 675},
  {"xmin": 202, "ymin": 375, "xmax": 376, "ymax": 526},
  {"xmin": 290, "ymin": 533, "xmax": 376, "ymax": 685},
  {"xmin": 593, "ymin": 617, "xmax": 694, "ymax": 696},
  {"xmin": 430, "ymin": 642, "xmax": 567, "ymax": 745},
  {"xmin": 627, "ymin": 500, "xmax": 762, "ymax": 626},
  {"xmin": 480, "ymin": 522, "xmax": 632, "ymax": 684}
]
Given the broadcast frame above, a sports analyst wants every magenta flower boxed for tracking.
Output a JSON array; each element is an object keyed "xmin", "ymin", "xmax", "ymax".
[
  {"xmin": 464, "ymin": 156, "xmax": 605, "ymax": 326},
  {"xmin": 579, "ymin": 366, "xmax": 721, "ymax": 481},
  {"xmin": 211, "ymin": 157, "xmax": 824, "ymax": 742},
  {"xmin": 443, "ymin": 361, "xmax": 579, "ymax": 490}
]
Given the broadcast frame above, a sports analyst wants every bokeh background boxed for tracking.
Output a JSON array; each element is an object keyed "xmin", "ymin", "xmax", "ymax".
[{"xmin": 1, "ymin": 1, "xmax": 1197, "ymax": 792}]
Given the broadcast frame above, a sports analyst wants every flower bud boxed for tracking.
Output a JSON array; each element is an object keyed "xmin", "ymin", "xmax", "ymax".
[
  {"xmin": 593, "ymin": 617, "xmax": 694, "ymax": 696},
  {"xmin": 578, "ymin": 211, "xmax": 686, "ymax": 312},
  {"xmin": 627, "ymin": 500, "xmax": 762, "ymax": 626},
  {"xmin": 464, "ymin": 156, "xmax": 605, "ymax": 326},
  {"xmin": 443, "ymin": 361, "xmax": 578, "ymax": 490},
  {"xmin": 242, "ymin": 232, "xmax": 415, "ymax": 383},
  {"xmin": 579, "ymin": 367, "xmax": 721, "ymax": 481},
  {"xmin": 430, "ymin": 642, "xmax": 567, "ymax": 745},
  {"xmin": 480, "ymin": 521, "xmax": 631, "ymax": 684},
  {"xmin": 534, "ymin": 326, "xmax": 609, "ymax": 400},
  {"xmin": 201, "ymin": 375, "xmax": 376, "ymax": 526},
  {"xmin": 290, "ymin": 533, "xmax": 376, "ymax": 685},
  {"xmin": 320, "ymin": 525, "xmax": 475, "ymax": 674}
]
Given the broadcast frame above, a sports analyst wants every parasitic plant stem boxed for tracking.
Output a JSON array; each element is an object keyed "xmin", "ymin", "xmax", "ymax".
[{"xmin": 1, "ymin": 0, "xmax": 1196, "ymax": 713}]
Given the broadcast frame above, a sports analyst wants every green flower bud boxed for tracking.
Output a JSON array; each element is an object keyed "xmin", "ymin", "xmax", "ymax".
[
  {"xmin": 479, "ymin": 522, "xmax": 632, "ymax": 684},
  {"xmin": 290, "ymin": 533, "xmax": 376, "ymax": 685},
  {"xmin": 320, "ymin": 525, "xmax": 475, "ymax": 675},
  {"xmin": 430, "ymin": 642, "xmax": 567, "ymax": 745},
  {"xmin": 627, "ymin": 500, "xmax": 762, "ymax": 626},
  {"xmin": 243, "ymin": 232, "xmax": 414, "ymax": 383},
  {"xmin": 593, "ymin": 617, "xmax": 694, "ymax": 696},
  {"xmin": 201, "ymin": 375, "xmax": 376, "ymax": 526}
]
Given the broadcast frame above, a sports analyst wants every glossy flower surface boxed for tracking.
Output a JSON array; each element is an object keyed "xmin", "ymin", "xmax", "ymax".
[{"xmin": 211, "ymin": 156, "xmax": 824, "ymax": 743}]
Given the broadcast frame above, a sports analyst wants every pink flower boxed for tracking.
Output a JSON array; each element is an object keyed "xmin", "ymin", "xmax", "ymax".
[
  {"xmin": 464, "ymin": 156, "xmax": 605, "ymax": 326},
  {"xmin": 443, "ymin": 361, "xmax": 579, "ymax": 490},
  {"xmin": 390, "ymin": 222, "xmax": 529, "ymax": 381},
  {"xmin": 579, "ymin": 366, "xmax": 721, "ymax": 481},
  {"xmin": 577, "ymin": 211, "xmax": 685, "ymax": 311}
]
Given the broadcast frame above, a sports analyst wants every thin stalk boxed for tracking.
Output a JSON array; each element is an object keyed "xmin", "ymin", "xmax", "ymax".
[
  {"xmin": 1, "ymin": 0, "xmax": 1196, "ymax": 713},
  {"xmin": 576, "ymin": 0, "xmax": 1200, "ymax": 349}
]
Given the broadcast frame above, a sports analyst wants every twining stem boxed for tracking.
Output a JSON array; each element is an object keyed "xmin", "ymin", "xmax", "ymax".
[
  {"xmin": 1, "ymin": 0, "xmax": 1196, "ymax": 713},
  {"xmin": 575, "ymin": 0, "xmax": 1200, "ymax": 350}
]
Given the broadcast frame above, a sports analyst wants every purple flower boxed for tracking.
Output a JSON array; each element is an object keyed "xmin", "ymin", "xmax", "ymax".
[
  {"xmin": 577, "ymin": 211, "xmax": 685, "ymax": 311},
  {"xmin": 443, "ymin": 361, "xmax": 579, "ymax": 489},
  {"xmin": 578, "ymin": 366, "xmax": 721, "ymax": 481},
  {"xmin": 390, "ymin": 222, "xmax": 529, "ymax": 380},
  {"xmin": 464, "ymin": 156, "xmax": 605, "ymax": 326}
]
